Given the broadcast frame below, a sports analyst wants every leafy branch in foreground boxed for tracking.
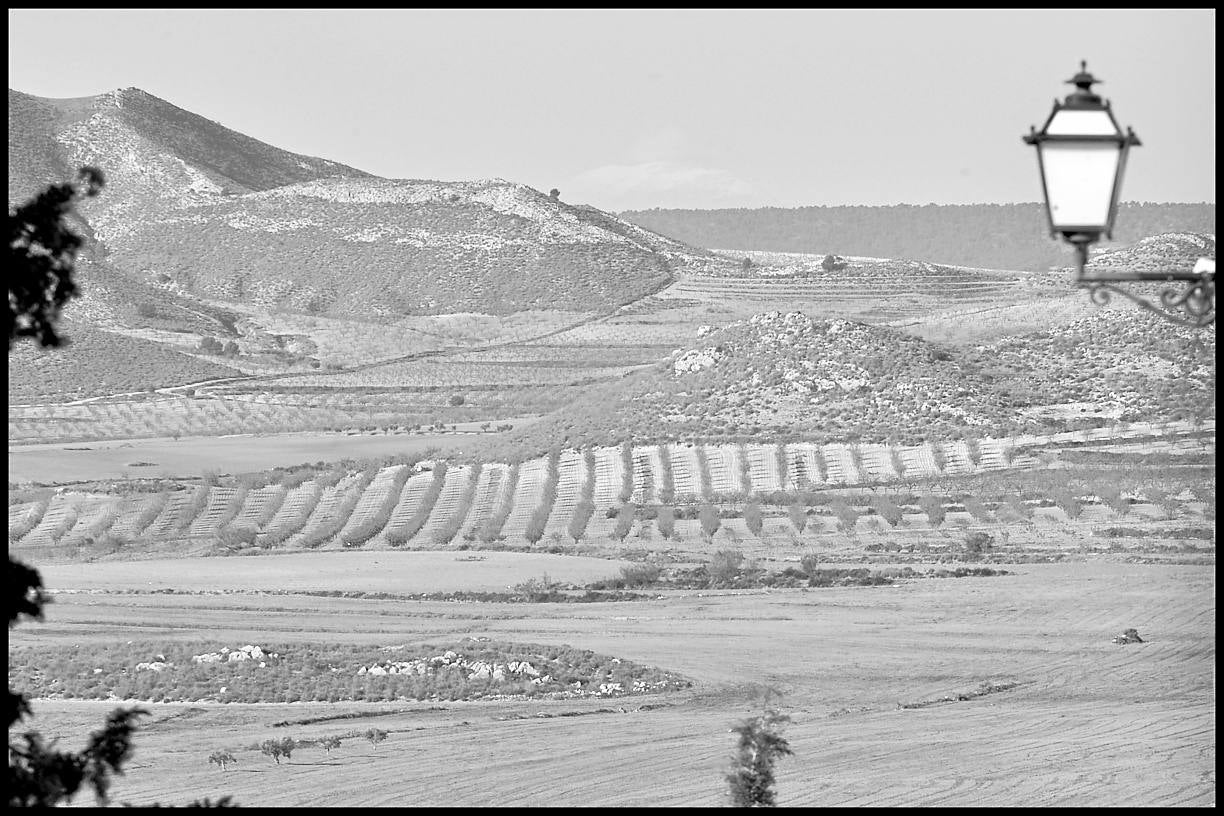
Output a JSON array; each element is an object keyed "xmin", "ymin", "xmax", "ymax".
[{"xmin": 8, "ymin": 167, "xmax": 103, "ymax": 349}]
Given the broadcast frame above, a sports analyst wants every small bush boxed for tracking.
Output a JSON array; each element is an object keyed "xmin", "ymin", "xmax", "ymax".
[
  {"xmin": 964, "ymin": 531, "xmax": 994, "ymax": 559},
  {"xmin": 786, "ymin": 502, "xmax": 807, "ymax": 534},
  {"xmin": 918, "ymin": 495, "xmax": 944, "ymax": 526},
  {"xmin": 619, "ymin": 563, "xmax": 661, "ymax": 588},
  {"xmin": 656, "ymin": 505, "xmax": 675, "ymax": 539},
  {"xmin": 698, "ymin": 504, "xmax": 721, "ymax": 540},
  {"xmin": 708, "ymin": 549, "xmax": 744, "ymax": 587},
  {"xmin": 743, "ymin": 501, "xmax": 764, "ymax": 537}
]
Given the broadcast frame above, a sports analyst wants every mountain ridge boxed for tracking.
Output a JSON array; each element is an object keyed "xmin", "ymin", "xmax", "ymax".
[{"xmin": 9, "ymin": 86, "xmax": 726, "ymax": 319}]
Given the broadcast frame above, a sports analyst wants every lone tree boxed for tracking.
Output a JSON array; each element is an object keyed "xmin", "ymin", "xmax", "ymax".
[
  {"xmin": 319, "ymin": 735, "xmax": 342, "ymax": 754},
  {"xmin": 260, "ymin": 737, "xmax": 296, "ymax": 765},
  {"xmin": 364, "ymin": 729, "xmax": 388, "ymax": 750},
  {"xmin": 820, "ymin": 253, "xmax": 847, "ymax": 273},
  {"xmin": 208, "ymin": 751, "xmax": 238, "ymax": 772},
  {"xmin": 725, "ymin": 707, "xmax": 793, "ymax": 807}
]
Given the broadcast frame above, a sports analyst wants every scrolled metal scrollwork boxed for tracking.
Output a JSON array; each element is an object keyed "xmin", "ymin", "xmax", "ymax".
[{"xmin": 1080, "ymin": 276, "xmax": 1215, "ymax": 328}]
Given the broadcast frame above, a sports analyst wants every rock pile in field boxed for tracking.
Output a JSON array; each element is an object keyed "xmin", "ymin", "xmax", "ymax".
[{"xmin": 1111, "ymin": 628, "xmax": 1145, "ymax": 644}]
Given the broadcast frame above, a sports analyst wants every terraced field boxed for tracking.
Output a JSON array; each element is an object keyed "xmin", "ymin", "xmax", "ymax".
[{"xmin": 9, "ymin": 422, "xmax": 1212, "ymax": 563}]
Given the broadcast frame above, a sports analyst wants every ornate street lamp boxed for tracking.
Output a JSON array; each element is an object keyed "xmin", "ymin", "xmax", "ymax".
[{"xmin": 1024, "ymin": 61, "xmax": 1215, "ymax": 327}]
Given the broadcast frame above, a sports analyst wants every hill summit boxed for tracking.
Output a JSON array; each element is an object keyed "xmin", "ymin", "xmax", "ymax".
[{"xmin": 9, "ymin": 87, "xmax": 729, "ymax": 317}]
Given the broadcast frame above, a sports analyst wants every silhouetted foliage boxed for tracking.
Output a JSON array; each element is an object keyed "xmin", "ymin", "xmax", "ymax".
[
  {"xmin": 7, "ymin": 166, "xmax": 103, "ymax": 349},
  {"xmin": 8, "ymin": 707, "xmax": 148, "ymax": 807},
  {"xmin": 7, "ymin": 170, "xmax": 237, "ymax": 807}
]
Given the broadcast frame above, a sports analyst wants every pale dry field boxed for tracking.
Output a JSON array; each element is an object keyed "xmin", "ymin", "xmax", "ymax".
[
  {"xmin": 13, "ymin": 554, "xmax": 1215, "ymax": 808},
  {"xmin": 8, "ymin": 424, "xmax": 542, "ymax": 485}
]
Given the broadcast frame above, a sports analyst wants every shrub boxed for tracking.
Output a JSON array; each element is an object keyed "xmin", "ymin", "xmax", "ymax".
[
  {"xmin": 1094, "ymin": 481, "xmax": 1128, "ymax": 516},
  {"xmin": 216, "ymin": 523, "xmax": 257, "ymax": 549},
  {"xmin": 736, "ymin": 444, "xmax": 753, "ymax": 495},
  {"xmin": 341, "ymin": 465, "xmax": 413, "ymax": 547},
  {"xmin": 708, "ymin": 549, "xmax": 744, "ymax": 586},
  {"xmin": 889, "ymin": 447, "xmax": 907, "ymax": 478},
  {"xmin": 299, "ymin": 469, "xmax": 376, "ymax": 549},
  {"xmin": 698, "ymin": 504, "xmax": 721, "ymax": 540},
  {"xmin": 798, "ymin": 552, "xmax": 822, "ymax": 577},
  {"xmin": 918, "ymin": 495, "xmax": 944, "ymax": 526},
  {"xmin": 389, "ymin": 463, "xmax": 448, "ymax": 545},
  {"xmin": 962, "ymin": 496, "xmax": 994, "ymax": 524},
  {"xmin": 1143, "ymin": 486, "xmax": 1180, "ymax": 519},
  {"xmin": 656, "ymin": 505, "xmax": 675, "ymax": 539},
  {"xmin": 964, "ymin": 437, "xmax": 982, "ymax": 467},
  {"xmin": 726, "ymin": 708, "xmax": 793, "ymax": 807},
  {"xmin": 656, "ymin": 444, "xmax": 675, "ymax": 504},
  {"xmin": 260, "ymin": 737, "xmax": 297, "ymax": 765},
  {"xmin": 477, "ymin": 463, "xmax": 519, "ymax": 544},
  {"xmin": 9, "ymin": 497, "xmax": 51, "ymax": 543},
  {"xmin": 786, "ymin": 502, "xmax": 807, "ymax": 533},
  {"xmin": 448, "ymin": 394, "xmax": 465, "ymax": 407},
  {"xmin": 813, "ymin": 446, "xmax": 829, "ymax": 483},
  {"xmin": 618, "ymin": 441, "xmax": 635, "ymax": 504},
  {"xmin": 207, "ymin": 750, "xmax": 237, "ymax": 771},
  {"xmin": 829, "ymin": 496, "xmax": 858, "ymax": 533},
  {"xmin": 612, "ymin": 503, "xmax": 635, "ymax": 542},
  {"xmin": 433, "ymin": 464, "xmax": 482, "ymax": 547},
  {"xmin": 695, "ymin": 446, "xmax": 714, "ymax": 500},
  {"xmin": 821, "ymin": 253, "xmax": 847, "ymax": 272},
  {"xmin": 619, "ymin": 563, "xmax": 661, "ymax": 588},
  {"xmin": 524, "ymin": 452, "xmax": 560, "ymax": 545},
  {"xmin": 568, "ymin": 500, "xmax": 595, "ymax": 544},
  {"xmin": 848, "ymin": 444, "xmax": 867, "ymax": 481},
  {"xmin": 1052, "ymin": 488, "xmax": 1082, "ymax": 520},
  {"xmin": 964, "ymin": 531, "xmax": 994, "ymax": 558},
  {"xmin": 871, "ymin": 495, "xmax": 903, "ymax": 528},
  {"xmin": 743, "ymin": 501, "xmax": 764, "ymax": 538},
  {"xmin": 929, "ymin": 442, "xmax": 948, "ymax": 473},
  {"xmin": 774, "ymin": 443, "xmax": 789, "ymax": 490},
  {"xmin": 210, "ymin": 484, "xmax": 250, "ymax": 535},
  {"xmin": 175, "ymin": 485, "xmax": 211, "ymax": 532},
  {"xmin": 129, "ymin": 492, "xmax": 170, "ymax": 538}
]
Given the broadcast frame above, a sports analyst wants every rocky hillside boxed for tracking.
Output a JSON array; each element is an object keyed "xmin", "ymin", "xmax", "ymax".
[
  {"xmin": 9, "ymin": 87, "xmax": 726, "ymax": 319},
  {"xmin": 480, "ymin": 311, "xmax": 1023, "ymax": 454},
  {"xmin": 479, "ymin": 303, "xmax": 1215, "ymax": 458},
  {"xmin": 1086, "ymin": 232, "xmax": 1215, "ymax": 274},
  {"xmin": 100, "ymin": 176, "xmax": 709, "ymax": 316}
]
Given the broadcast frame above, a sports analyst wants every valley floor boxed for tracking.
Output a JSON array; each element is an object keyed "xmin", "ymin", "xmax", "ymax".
[{"xmin": 15, "ymin": 557, "xmax": 1215, "ymax": 808}]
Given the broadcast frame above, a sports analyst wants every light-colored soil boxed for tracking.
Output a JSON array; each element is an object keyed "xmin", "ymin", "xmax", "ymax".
[
  {"xmin": 7, "ymin": 423, "xmax": 533, "ymax": 485},
  {"xmin": 29, "ymin": 550, "xmax": 628, "ymax": 595},
  {"xmin": 13, "ymin": 556, "xmax": 1215, "ymax": 808}
]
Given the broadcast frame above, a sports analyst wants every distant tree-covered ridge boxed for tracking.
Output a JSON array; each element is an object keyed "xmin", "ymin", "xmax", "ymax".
[{"xmin": 620, "ymin": 202, "xmax": 1215, "ymax": 271}]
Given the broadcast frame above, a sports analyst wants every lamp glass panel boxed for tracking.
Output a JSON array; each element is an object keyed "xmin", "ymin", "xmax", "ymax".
[
  {"xmin": 1045, "ymin": 108, "xmax": 1119, "ymax": 136},
  {"xmin": 1038, "ymin": 142, "xmax": 1121, "ymax": 230}
]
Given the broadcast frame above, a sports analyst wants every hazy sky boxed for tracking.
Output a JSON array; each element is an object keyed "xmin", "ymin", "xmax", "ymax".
[{"xmin": 8, "ymin": 8, "xmax": 1216, "ymax": 212}]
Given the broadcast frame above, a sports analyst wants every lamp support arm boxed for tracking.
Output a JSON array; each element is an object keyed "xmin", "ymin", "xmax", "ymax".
[{"xmin": 1071, "ymin": 251, "xmax": 1216, "ymax": 328}]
